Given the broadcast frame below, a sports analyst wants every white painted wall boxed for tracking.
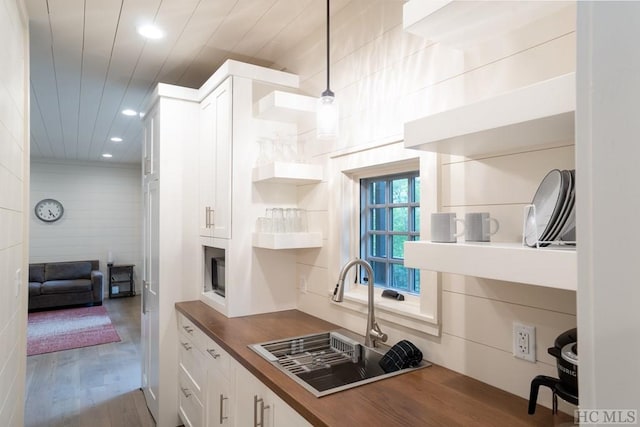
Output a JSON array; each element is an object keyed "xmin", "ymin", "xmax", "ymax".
[
  {"xmin": 29, "ymin": 160, "xmax": 142, "ymax": 293},
  {"xmin": 576, "ymin": 1, "xmax": 640, "ymax": 415},
  {"xmin": 0, "ymin": 0, "xmax": 28, "ymax": 425},
  {"xmin": 274, "ymin": 1, "xmax": 578, "ymax": 410}
]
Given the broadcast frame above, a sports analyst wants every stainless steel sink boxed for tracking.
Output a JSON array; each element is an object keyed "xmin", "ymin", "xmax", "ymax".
[{"xmin": 249, "ymin": 330, "xmax": 430, "ymax": 397}]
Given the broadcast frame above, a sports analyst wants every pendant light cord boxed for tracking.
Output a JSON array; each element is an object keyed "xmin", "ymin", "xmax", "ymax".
[{"xmin": 323, "ymin": 0, "xmax": 333, "ymax": 97}]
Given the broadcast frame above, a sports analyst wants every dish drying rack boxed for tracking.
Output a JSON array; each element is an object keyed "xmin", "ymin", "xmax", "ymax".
[
  {"xmin": 258, "ymin": 332, "xmax": 360, "ymax": 376},
  {"xmin": 523, "ymin": 204, "xmax": 576, "ymax": 248}
]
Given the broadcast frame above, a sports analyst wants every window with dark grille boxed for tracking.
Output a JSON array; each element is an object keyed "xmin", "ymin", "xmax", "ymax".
[{"xmin": 360, "ymin": 171, "xmax": 420, "ymax": 294}]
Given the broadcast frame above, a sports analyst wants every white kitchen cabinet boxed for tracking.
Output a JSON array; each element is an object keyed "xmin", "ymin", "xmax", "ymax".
[
  {"xmin": 179, "ymin": 369, "xmax": 205, "ymax": 427},
  {"xmin": 234, "ymin": 361, "xmax": 311, "ymax": 427},
  {"xmin": 141, "ymin": 84, "xmax": 201, "ymax": 426},
  {"xmin": 197, "ymin": 61, "xmax": 306, "ymax": 318},
  {"xmin": 177, "ymin": 313, "xmax": 310, "ymax": 427},
  {"xmin": 403, "ymin": 72, "xmax": 577, "ymax": 291},
  {"xmin": 206, "ymin": 365, "xmax": 234, "ymax": 426},
  {"xmin": 199, "ymin": 77, "xmax": 232, "ymax": 239}
]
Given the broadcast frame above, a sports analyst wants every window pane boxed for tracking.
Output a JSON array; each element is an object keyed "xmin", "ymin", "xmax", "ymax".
[
  {"xmin": 392, "ymin": 235, "xmax": 407, "ymax": 259},
  {"xmin": 412, "ymin": 207, "xmax": 420, "ymax": 232},
  {"xmin": 391, "ymin": 207, "xmax": 408, "ymax": 231},
  {"xmin": 391, "ymin": 178, "xmax": 408, "ymax": 203},
  {"xmin": 369, "ymin": 181, "xmax": 386, "ymax": 204},
  {"xmin": 391, "ymin": 264, "xmax": 409, "ymax": 291},
  {"xmin": 369, "ymin": 234, "xmax": 386, "ymax": 257},
  {"xmin": 371, "ymin": 261, "xmax": 386, "ymax": 286},
  {"xmin": 413, "ymin": 176, "xmax": 421, "ymax": 203},
  {"xmin": 369, "ymin": 208, "xmax": 386, "ymax": 230},
  {"xmin": 413, "ymin": 269, "xmax": 421, "ymax": 293}
]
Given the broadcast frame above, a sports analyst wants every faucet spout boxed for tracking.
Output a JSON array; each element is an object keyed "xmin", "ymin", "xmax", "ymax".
[{"xmin": 332, "ymin": 258, "xmax": 387, "ymax": 348}]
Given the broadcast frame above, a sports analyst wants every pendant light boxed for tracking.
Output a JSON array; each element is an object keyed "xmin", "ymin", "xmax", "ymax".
[{"xmin": 317, "ymin": 0, "xmax": 339, "ymax": 140}]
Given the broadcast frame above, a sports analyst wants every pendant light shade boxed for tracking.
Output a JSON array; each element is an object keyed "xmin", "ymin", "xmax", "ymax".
[{"xmin": 317, "ymin": 0, "xmax": 339, "ymax": 140}]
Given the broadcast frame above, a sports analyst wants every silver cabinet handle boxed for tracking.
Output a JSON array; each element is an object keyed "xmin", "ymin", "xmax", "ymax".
[
  {"xmin": 254, "ymin": 395, "xmax": 270, "ymax": 427},
  {"xmin": 219, "ymin": 394, "xmax": 228, "ymax": 424},
  {"xmin": 207, "ymin": 349, "xmax": 221, "ymax": 359},
  {"xmin": 205, "ymin": 206, "xmax": 215, "ymax": 228},
  {"xmin": 182, "ymin": 325, "xmax": 194, "ymax": 333},
  {"xmin": 144, "ymin": 158, "xmax": 151, "ymax": 175},
  {"xmin": 181, "ymin": 387, "xmax": 191, "ymax": 398},
  {"xmin": 181, "ymin": 342, "xmax": 192, "ymax": 351},
  {"xmin": 142, "ymin": 280, "xmax": 148, "ymax": 314}
]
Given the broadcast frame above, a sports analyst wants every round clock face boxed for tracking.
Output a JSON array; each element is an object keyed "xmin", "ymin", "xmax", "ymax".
[{"xmin": 35, "ymin": 199, "xmax": 64, "ymax": 222}]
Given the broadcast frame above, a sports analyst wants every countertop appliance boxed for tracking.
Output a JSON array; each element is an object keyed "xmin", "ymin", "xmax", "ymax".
[
  {"xmin": 211, "ymin": 257, "xmax": 225, "ymax": 297},
  {"xmin": 528, "ymin": 328, "xmax": 578, "ymax": 415}
]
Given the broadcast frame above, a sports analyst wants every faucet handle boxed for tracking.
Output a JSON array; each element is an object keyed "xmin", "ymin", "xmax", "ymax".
[{"xmin": 370, "ymin": 322, "xmax": 388, "ymax": 345}]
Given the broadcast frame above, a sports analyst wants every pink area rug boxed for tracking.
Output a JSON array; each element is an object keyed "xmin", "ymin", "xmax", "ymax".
[{"xmin": 27, "ymin": 305, "xmax": 121, "ymax": 356}]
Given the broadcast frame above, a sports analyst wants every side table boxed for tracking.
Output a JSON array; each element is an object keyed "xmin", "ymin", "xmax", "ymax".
[{"xmin": 108, "ymin": 264, "xmax": 135, "ymax": 298}]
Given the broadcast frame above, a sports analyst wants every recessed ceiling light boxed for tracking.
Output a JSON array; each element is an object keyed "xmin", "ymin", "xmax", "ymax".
[
  {"xmin": 137, "ymin": 24, "xmax": 164, "ymax": 40},
  {"xmin": 122, "ymin": 109, "xmax": 137, "ymax": 116},
  {"xmin": 110, "ymin": 137, "xmax": 123, "ymax": 142},
  {"xmin": 102, "ymin": 153, "xmax": 113, "ymax": 158}
]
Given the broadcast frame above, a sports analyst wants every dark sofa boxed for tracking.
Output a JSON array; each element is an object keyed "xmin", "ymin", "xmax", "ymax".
[{"xmin": 28, "ymin": 260, "xmax": 103, "ymax": 311}]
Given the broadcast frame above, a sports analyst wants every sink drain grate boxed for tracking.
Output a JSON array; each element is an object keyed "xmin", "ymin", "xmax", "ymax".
[{"xmin": 254, "ymin": 332, "xmax": 361, "ymax": 375}]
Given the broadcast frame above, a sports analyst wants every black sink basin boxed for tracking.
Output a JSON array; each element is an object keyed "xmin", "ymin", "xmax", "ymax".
[{"xmin": 249, "ymin": 330, "xmax": 429, "ymax": 397}]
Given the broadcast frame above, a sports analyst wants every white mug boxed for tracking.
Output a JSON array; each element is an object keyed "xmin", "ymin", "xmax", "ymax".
[
  {"xmin": 464, "ymin": 212, "xmax": 499, "ymax": 242},
  {"xmin": 431, "ymin": 213, "xmax": 464, "ymax": 243}
]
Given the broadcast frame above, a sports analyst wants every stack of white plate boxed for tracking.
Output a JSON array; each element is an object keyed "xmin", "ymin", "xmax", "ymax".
[{"xmin": 524, "ymin": 169, "xmax": 576, "ymax": 248}]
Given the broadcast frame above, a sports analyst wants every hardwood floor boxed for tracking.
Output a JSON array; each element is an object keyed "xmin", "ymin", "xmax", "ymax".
[{"xmin": 25, "ymin": 296, "xmax": 156, "ymax": 427}]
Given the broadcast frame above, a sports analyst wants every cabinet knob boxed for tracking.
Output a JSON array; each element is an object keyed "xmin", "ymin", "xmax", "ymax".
[
  {"xmin": 182, "ymin": 325, "xmax": 194, "ymax": 333},
  {"xmin": 181, "ymin": 342, "xmax": 192, "ymax": 351},
  {"xmin": 207, "ymin": 349, "xmax": 221, "ymax": 359}
]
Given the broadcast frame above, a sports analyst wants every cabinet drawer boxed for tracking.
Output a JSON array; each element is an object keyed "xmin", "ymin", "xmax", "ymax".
[
  {"xmin": 179, "ymin": 369, "xmax": 204, "ymax": 427},
  {"xmin": 201, "ymin": 334, "xmax": 231, "ymax": 377},
  {"xmin": 178, "ymin": 313, "xmax": 231, "ymax": 376},
  {"xmin": 178, "ymin": 338, "xmax": 206, "ymax": 402}
]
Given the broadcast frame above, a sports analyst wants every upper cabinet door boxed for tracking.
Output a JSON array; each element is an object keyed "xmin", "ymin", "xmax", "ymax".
[{"xmin": 199, "ymin": 77, "xmax": 233, "ymax": 239}]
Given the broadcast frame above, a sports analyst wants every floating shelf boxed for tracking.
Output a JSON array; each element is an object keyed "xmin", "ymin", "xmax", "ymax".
[
  {"xmin": 404, "ymin": 241, "xmax": 576, "ymax": 291},
  {"xmin": 404, "ymin": 73, "xmax": 575, "ymax": 157},
  {"xmin": 252, "ymin": 161, "xmax": 323, "ymax": 184},
  {"xmin": 256, "ymin": 91, "xmax": 316, "ymax": 123},
  {"xmin": 252, "ymin": 232, "xmax": 323, "ymax": 250},
  {"xmin": 403, "ymin": 0, "xmax": 571, "ymax": 49}
]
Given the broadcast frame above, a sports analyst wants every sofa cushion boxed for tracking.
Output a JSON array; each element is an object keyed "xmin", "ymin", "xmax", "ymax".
[
  {"xmin": 29, "ymin": 282, "xmax": 42, "ymax": 296},
  {"xmin": 41, "ymin": 279, "xmax": 92, "ymax": 294},
  {"xmin": 45, "ymin": 262, "xmax": 92, "ymax": 281},
  {"xmin": 29, "ymin": 264, "xmax": 45, "ymax": 283}
]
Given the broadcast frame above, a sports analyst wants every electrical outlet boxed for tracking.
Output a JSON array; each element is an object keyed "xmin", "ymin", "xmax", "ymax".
[{"xmin": 513, "ymin": 322, "xmax": 536, "ymax": 362}]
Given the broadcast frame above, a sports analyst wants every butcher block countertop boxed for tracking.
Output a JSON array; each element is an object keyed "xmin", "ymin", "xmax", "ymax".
[{"xmin": 175, "ymin": 301, "xmax": 573, "ymax": 427}]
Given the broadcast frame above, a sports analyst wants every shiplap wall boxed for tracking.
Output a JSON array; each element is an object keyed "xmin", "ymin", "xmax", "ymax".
[
  {"xmin": 275, "ymin": 1, "xmax": 578, "ymax": 409},
  {"xmin": 0, "ymin": 0, "xmax": 28, "ymax": 424},
  {"xmin": 29, "ymin": 160, "xmax": 142, "ymax": 293}
]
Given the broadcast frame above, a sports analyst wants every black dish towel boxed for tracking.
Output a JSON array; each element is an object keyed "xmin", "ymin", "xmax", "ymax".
[{"xmin": 378, "ymin": 340, "xmax": 423, "ymax": 373}]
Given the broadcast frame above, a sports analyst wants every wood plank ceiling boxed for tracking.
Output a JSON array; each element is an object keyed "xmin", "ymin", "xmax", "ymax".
[{"xmin": 26, "ymin": 0, "xmax": 352, "ymax": 164}]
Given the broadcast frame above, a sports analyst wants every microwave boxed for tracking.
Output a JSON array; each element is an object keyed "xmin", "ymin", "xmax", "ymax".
[{"xmin": 211, "ymin": 257, "xmax": 225, "ymax": 297}]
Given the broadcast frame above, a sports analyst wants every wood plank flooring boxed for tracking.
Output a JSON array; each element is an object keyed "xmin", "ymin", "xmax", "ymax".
[{"xmin": 25, "ymin": 296, "xmax": 156, "ymax": 427}]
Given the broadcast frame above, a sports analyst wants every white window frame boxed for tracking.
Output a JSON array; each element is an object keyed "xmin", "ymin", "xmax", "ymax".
[{"xmin": 328, "ymin": 140, "xmax": 440, "ymax": 336}]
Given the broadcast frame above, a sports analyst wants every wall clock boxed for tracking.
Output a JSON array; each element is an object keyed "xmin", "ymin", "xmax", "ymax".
[{"xmin": 35, "ymin": 198, "xmax": 64, "ymax": 222}]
